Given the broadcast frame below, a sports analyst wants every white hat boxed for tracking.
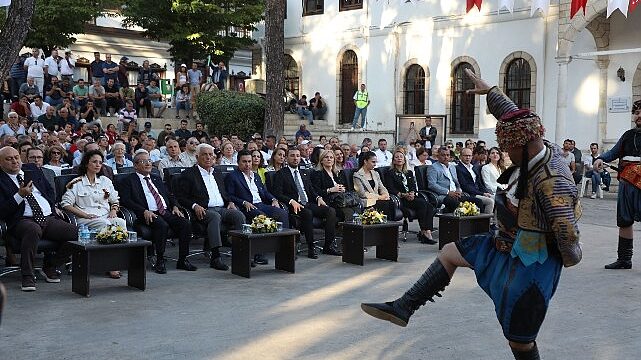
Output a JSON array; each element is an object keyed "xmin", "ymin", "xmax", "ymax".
[{"xmin": 180, "ymin": 63, "xmax": 187, "ymax": 67}]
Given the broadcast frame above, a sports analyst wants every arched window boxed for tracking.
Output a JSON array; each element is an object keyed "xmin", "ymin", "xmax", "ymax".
[
  {"xmin": 403, "ymin": 64, "xmax": 425, "ymax": 115},
  {"xmin": 505, "ymin": 58, "xmax": 531, "ymax": 109},
  {"xmin": 451, "ymin": 62, "xmax": 475, "ymax": 134},
  {"xmin": 339, "ymin": 50, "xmax": 358, "ymax": 124},
  {"xmin": 284, "ymin": 54, "xmax": 299, "ymax": 99}
]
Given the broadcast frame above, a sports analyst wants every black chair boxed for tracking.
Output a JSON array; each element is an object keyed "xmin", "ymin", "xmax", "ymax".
[
  {"xmin": 61, "ymin": 168, "xmax": 76, "ymax": 175},
  {"xmin": 0, "ymin": 220, "xmax": 62, "ymax": 278},
  {"xmin": 215, "ymin": 165, "xmax": 237, "ymax": 176},
  {"xmin": 375, "ymin": 166, "xmax": 417, "ymax": 241},
  {"xmin": 163, "ymin": 167, "xmax": 189, "ymax": 190},
  {"xmin": 54, "ymin": 174, "xmax": 86, "ymax": 227},
  {"xmin": 116, "ymin": 166, "xmax": 135, "ymax": 174},
  {"xmin": 413, "ymin": 165, "xmax": 439, "ymax": 208}
]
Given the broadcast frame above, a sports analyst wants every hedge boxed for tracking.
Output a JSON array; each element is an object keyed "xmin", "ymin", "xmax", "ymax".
[{"xmin": 196, "ymin": 91, "xmax": 265, "ymax": 139}]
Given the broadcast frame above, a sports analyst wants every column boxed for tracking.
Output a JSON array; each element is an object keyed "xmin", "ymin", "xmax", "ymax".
[
  {"xmin": 596, "ymin": 56, "xmax": 609, "ymax": 146},
  {"xmin": 555, "ymin": 57, "xmax": 571, "ymax": 144}
]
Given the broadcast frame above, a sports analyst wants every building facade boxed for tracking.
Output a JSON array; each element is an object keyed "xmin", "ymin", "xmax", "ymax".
[{"xmin": 255, "ymin": 0, "xmax": 641, "ymax": 149}]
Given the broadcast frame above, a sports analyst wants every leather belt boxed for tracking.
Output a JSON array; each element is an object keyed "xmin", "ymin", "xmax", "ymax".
[{"xmin": 494, "ymin": 236, "xmax": 514, "ymax": 253}]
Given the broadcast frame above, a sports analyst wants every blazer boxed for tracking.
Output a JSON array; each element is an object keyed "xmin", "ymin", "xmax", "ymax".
[
  {"xmin": 419, "ymin": 126, "xmax": 437, "ymax": 145},
  {"xmin": 455, "ymin": 163, "xmax": 488, "ymax": 197},
  {"xmin": 310, "ymin": 169, "xmax": 345, "ymax": 200},
  {"xmin": 353, "ymin": 168, "xmax": 389, "ymax": 207},
  {"xmin": 0, "ymin": 164, "xmax": 55, "ymax": 228},
  {"xmin": 384, "ymin": 168, "xmax": 418, "ymax": 197},
  {"xmin": 175, "ymin": 165, "xmax": 231, "ymax": 210},
  {"xmin": 224, "ymin": 169, "xmax": 277, "ymax": 208},
  {"xmin": 119, "ymin": 172, "xmax": 177, "ymax": 220},
  {"xmin": 426, "ymin": 162, "xmax": 461, "ymax": 203},
  {"xmin": 272, "ymin": 167, "xmax": 320, "ymax": 205}
]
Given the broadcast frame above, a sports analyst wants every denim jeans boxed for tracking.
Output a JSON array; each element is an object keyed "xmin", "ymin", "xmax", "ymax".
[
  {"xmin": 352, "ymin": 107, "xmax": 367, "ymax": 128},
  {"xmin": 297, "ymin": 108, "xmax": 313, "ymax": 124},
  {"xmin": 585, "ymin": 170, "xmax": 601, "ymax": 193}
]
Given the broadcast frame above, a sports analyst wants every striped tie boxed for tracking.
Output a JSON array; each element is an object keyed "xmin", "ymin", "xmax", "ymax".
[
  {"xmin": 17, "ymin": 174, "xmax": 46, "ymax": 225},
  {"xmin": 144, "ymin": 177, "xmax": 166, "ymax": 215}
]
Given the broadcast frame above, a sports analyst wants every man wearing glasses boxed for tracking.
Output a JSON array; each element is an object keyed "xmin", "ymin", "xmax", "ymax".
[
  {"xmin": 179, "ymin": 137, "xmax": 199, "ymax": 166},
  {"xmin": 374, "ymin": 139, "xmax": 392, "ymax": 168}
]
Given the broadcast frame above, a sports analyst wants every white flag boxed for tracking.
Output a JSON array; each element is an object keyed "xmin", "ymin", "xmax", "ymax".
[
  {"xmin": 530, "ymin": 0, "xmax": 550, "ymax": 16},
  {"xmin": 0, "ymin": 0, "xmax": 11, "ymax": 6},
  {"xmin": 607, "ymin": 0, "xmax": 628, "ymax": 17},
  {"xmin": 499, "ymin": 0, "xmax": 515, "ymax": 12}
]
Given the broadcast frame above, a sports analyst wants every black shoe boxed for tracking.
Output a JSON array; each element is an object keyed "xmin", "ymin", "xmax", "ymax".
[
  {"xmin": 176, "ymin": 259, "xmax": 197, "ymax": 271},
  {"xmin": 307, "ymin": 247, "xmax": 319, "ymax": 259},
  {"xmin": 210, "ymin": 257, "xmax": 229, "ymax": 271},
  {"xmin": 323, "ymin": 246, "xmax": 342, "ymax": 256},
  {"xmin": 605, "ymin": 237, "xmax": 633, "ymax": 269},
  {"xmin": 418, "ymin": 232, "xmax": 437, "ymax": 245},
  {"xmin": 361, "ymin": 258, "xmax": 450, "ymax": 327},
  {"xmin": 40, "ymin": 267, "xmax": 61, "ymax": 283},
  {"xmin": 253, "ymin": 254, "xmax": 268, "ymax": 265},
  {"xmin": 21, "ymin": 275, "xmax": 36, "ymax": 292},
  {"xmin": 154, "ymin": 258, "xmax": 167, "ymax": 274}
]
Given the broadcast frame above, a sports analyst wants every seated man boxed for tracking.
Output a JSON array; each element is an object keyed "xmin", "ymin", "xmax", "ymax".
[
  {"xmin": 426, "ymin": 147, "xmax": 483, "ymax": 213},
  {"xmin": 175, "ymin": 143, "xmax": 245, "ymax": 271},
  {"xmin": 296, "ymin": 95, "xmax": 314, "ymax": 125},
  {"xmin": 271, "ymin": 147, "xmax": 340, "ymax": 259},
  {"xmin": 225, "ymin": 149, "xmax": 290, "ymax": 265},
  {"xmin": 0, "ymin": 146, "xmax": 76, "ymax": 291},
  {"xmin": 119, "ymin": 150, "xmax": 197, "ymax": 274},
  {"xmin": 455, "ymin": 147, "xmax": 494, "ymax": 214}
]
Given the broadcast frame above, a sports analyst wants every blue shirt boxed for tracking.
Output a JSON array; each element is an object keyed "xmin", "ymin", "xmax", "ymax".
[
  {"xmin": 90, "ymin": 60, "xmax": 104, "ymax": 78},
  {"xmin": 102, "ymin": 61, "xmax": 119, "ymax": 81}
]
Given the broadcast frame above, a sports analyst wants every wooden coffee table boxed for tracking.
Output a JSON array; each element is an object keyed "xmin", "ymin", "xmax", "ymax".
[
  {"xmin": 341, "ymin": 221, "xmax": 402, "ymax": 266},
  {"xmin": 435, "ymin": 213, "xmax": 493, "ymax": 249},
  {"xmin": 68, "ymin": 240, "xmax": 151, "ymax": 297},
  {"xmin": 228, "ymin": 229, "xmax": 299, "ymax": 278}
]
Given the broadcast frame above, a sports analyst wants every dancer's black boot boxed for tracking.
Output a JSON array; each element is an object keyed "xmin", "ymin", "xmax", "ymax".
[
  {"xmin": 604, "ymin": 237, "xmax": 633, "ymax": 269},
  {"xmin": 511, "ymin": 342, "xmax": 540, "ymax": 360},
  {"xmin": 361, "ymin": 258, "xmax": 450, "ymax": 327}
]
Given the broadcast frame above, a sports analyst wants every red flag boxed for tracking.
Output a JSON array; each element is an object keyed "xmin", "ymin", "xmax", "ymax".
[
  {"xmin": 467, "ymin": 0, "xmax": 482, "ymax": 12},
  {"xmin": 631, "ymin": 0, "xmax": 640, "ymax": 13},
  {"xmin": 570, "ymin": 0, "xmax": 588, "ymax": 18}
]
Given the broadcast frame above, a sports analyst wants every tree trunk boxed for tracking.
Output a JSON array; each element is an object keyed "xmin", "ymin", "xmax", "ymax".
[
  {"xmin": 263, "ymin": 0, "xmax": 285, "ymax": 140},
  {"xmin": 0, "ymin": 1, "xmax": 37, "ymax": 82}
]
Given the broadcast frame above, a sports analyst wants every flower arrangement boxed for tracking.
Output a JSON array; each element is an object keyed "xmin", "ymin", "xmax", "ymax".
[
  {"xmin": 250, "ymin": 215, "xmax": 278, "ymax": 234},
  {"xmin": 95, "ymin": 225, "xmax": 129, "ymax": 244},
  {"xmin": 453, "ymin": 201, "xmax": 480, "ymax": 217},
  {"xmin": 359, "ymin": 208, "xmax": 387, "ymax": 225}
]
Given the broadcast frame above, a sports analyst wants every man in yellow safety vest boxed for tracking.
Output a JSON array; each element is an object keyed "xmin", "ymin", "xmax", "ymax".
[{"xmin": 351, "ymin": 83, "xmax": 370, "ymax": 131}]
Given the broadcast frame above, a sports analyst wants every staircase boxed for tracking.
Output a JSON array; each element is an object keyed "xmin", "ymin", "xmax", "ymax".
[{"xmin": 283, "ymin": 113, "xmax": 334, "ymax": 140}]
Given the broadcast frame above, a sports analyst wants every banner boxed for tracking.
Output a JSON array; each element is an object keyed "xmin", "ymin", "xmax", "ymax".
[
  {"xmin": 467, "ymin": 0, "xmax": 482, "ymax": 12},
  {"xmin": 607, "ymin": 0, "xmax": 629, "ymax": 17},
  {"xmin": 570, "ymin": 0, "xmax": 588, "ymax": 18},
  {"xmin": 499, "ymin": 0, "xmax": 515, "ymax": 12},
  {"xmin": 530, "ymin": 0, "xmax": 550, "ymax": 16}
]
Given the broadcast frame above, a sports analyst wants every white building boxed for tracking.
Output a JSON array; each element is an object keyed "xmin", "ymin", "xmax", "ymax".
[{"xmin": 255, "ymin": 0, "xmax": 641, "ymax": 150}]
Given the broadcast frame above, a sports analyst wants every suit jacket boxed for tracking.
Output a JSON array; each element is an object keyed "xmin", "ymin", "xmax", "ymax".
[
  {"xmin": 353, "ymin": 168, "xmax": 389, "ymax": 207},
  {"xmin": 384, "ymin": 169, "xmax": 418, "ymax": 196},
  {"xmin": 455, "ymin": 163, "xmax": 488, "ymax": 197},
  {"xmin": 175, "ymin": 165, "xmax": 231, "ymax": 210},
  {"xmin": 224, "ymin": 169, "xmax": 276, "ymax": 208},
  {"xmin": 0, "ymin": 164, "xmax": 55, "ymax": 228},
  {"xmin": 310, "ymin": 169, "xmax": 345, "ymax": 200},
  {"xmin": 426, "ymin": 162, "xmax": 461, "ymax": 202},
  {"xmin": 419, "ymin": 126, "xmax": 437, "ymax": 145},
  {"xmin": 272, "ymin": 167, "xmax": 320, "ymax": 205},
  {"xmin": 119, "ymin": 172, "xmax": 177, "ymax": 220},
  {"xmin": 210, "ymin": 65, "xmax": 228, "ymax": 90}
]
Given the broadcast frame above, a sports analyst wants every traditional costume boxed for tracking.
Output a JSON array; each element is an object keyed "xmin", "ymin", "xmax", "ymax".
[
  {"xmin": 361, "ymin": 87, "xmax": 582, "ymax": 360},
  {"xmin": 599, "ymin": 100, "xmax": 641, "ymax": 269}
]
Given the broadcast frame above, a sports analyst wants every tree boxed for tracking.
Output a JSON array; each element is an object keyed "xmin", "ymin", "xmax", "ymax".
[
  {"xmin": 0, "ymin": 0, "xmax": 36, "ymax": 81},
  {"xmin": 121, "ymin": 0, "xmax": 263, "ymax": 64},
  {"xmin": 23, "ymin": 0, "xmax": 115, "ymax": 55},
  {"xmin": 263, "ymin": 0, "xmax": 285, "ymax": 139}
]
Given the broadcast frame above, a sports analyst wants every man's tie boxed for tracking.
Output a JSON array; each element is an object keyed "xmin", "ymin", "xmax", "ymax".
[
  {"xmin": 17, "ymin": 174, "xmax": 46, "ymax": 225},
  {"xmin": 144, "ymin": 177, "xmax": 166, "ymax": 215},
  {"xmin": 293, "ymin": 169, "xmax": 308, "ymax": 205}
]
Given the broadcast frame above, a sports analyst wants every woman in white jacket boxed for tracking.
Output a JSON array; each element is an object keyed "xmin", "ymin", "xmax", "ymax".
[{"xmin": 481, "ymin": 146, "xmax": 507, "ymax": 195}]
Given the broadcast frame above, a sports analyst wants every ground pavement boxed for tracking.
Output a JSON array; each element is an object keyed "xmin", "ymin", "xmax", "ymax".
[{"xmin": 1, "ymin": 195, "xmax": 640, "ymax": 360}]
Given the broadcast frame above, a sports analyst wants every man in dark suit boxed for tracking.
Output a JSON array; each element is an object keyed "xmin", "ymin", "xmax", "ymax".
[
  {"xmin": 455, "ymin": 147, "xmax": 494, "ymax": 214},
  {"xmin": 119, "ymin": 149, "xmax": 197, "ymax": 274},
  {"xmin": 225, "ymin": 149, "xmax": 290, "ymax": 265},
  {"xmin": 210, "ymin": 61, "xmax": 228, "ymax": 90},
  {"xmin": 427, "ymin": 147, "xmax": 483, "ymax": 213},
  {"xmin": 271, "ymin": 148, "xmax": 339, "ymax": 258},
  {"xmin": 0, "ymin": 146, "xmax": 76, "ymax": 291},
  {"xmin": 175, "ymin": 144, "xmax": 245, "ymax": 270}
]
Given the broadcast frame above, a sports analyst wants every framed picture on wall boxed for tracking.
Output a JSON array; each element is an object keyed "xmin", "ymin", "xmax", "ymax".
[{"xmin": 396, "ymin": 114, "xmax": 447, "ymax": 146}]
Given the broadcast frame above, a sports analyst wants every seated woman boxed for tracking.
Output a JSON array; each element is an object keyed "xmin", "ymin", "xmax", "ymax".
[
  {"xmin": 266, "ymin": 147, "xmax": 286, "ymax": 172},
  {"xmin": 414, "ymin": 147, "xmax": 432, "ymax": 166},
  {"xmin": 311, "ymin": 149, "xmax": 359, "ymax": 222},
  {"xmin": 44, "ymin": 145, "xmax": 70, "ymax": 176},
  {"xmin": 104, "ymin": 142, "xmax": 134, "ymax": 171},
  {"xmin": 333, "ymin": 145, "xmax": 352, "ymax": 171},
  {"xmin": 251, "ymin": 149, "xmax": 267, "ymax": 184},
  {"xmin": 385, "ymin": 150, "xmax": 436, "ymax": 244},
  {"xmin": 353, "ymin": 151, "xmax": 395, "ymax": 219},
  {"xmin": 60, "ymin": 149, "xmax": 127, "ymax": 279},
  {"xmin": 219, "ymin": 141, "xmax": 236, "ymax": 165},
  {"xmin": 481, "ymin": 146, "xmax": 507, "ymax": 195}
]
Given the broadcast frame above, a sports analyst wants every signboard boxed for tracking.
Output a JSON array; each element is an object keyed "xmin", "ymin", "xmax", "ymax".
[
  {"xmin": 396, "ymin": 114, "xmax": 446, "ymax": 146},
  {"xmin": 608, "ymin": 97, "xmax": 631, "ymax": 113}
]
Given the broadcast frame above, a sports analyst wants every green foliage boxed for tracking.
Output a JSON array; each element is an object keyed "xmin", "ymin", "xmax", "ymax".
[
  {"xmin": 196, "ymin": 91, "xmax": 265, "ymax": 138},
  {"xmin": 24, "ymin": 0, "xmax": 116, "ymax": 53},
  {"xmin": 121, "ymin": 0, "xmax": 264, "ymax": 63}
]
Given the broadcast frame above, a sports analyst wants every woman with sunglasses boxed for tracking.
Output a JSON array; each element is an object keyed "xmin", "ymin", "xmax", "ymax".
[{"xmin": 43, "ymin": 145, "xmax": 70, "ymax": 175}]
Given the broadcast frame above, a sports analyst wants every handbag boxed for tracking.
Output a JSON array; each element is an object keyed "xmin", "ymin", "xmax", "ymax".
[
  {"xmin": 619, "ymin": 163, "xmax": 641, "ymax": 190},
  {"xmin": 327, "ymin": 191, "xmax": 361, "ymax": 208}
]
